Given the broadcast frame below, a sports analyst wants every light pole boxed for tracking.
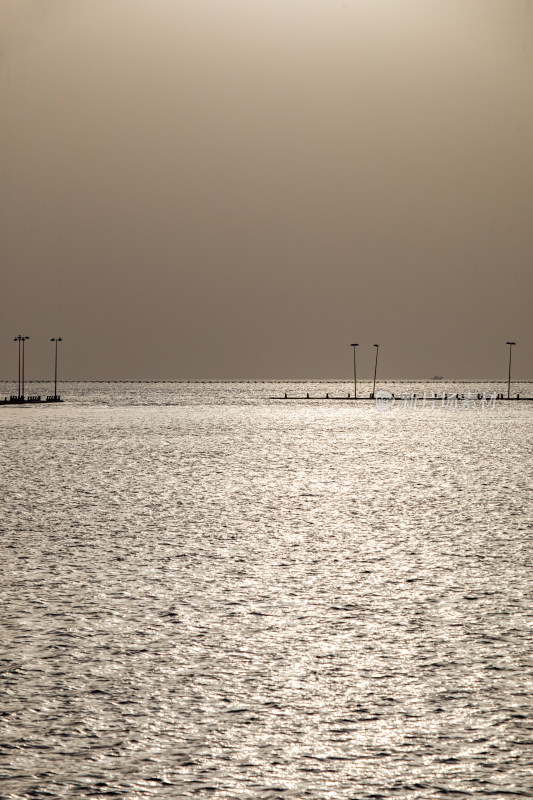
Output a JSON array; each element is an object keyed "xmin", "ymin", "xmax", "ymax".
[
  {"xmin": 21, "ymin": 336, "xmax": 29, "ymax": 400},
  {"xmin": 350, "ymin": 343, "xmax": 358, "ymax": 399},
  {"xmin": 51, "ymin": 338, "xmax": 62, "ymax": 399},
  {"xmin": 13, "ymin": 335, "xmax": 29, "ymax": 400},
  {"xmin": 14, "ymin": 336, "xmax": 21, "ymax": 398},
  {"xmin": 506, "ymin": 341, "xmax": 516, "ymax": 400},
  {"xmin": 372, "ymin": 344, "xmax": 379, "ymax": 398}
]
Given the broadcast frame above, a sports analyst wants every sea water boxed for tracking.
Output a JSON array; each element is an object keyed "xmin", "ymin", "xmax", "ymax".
[{"xmin": 1, "ymin": 381, "xmax": 532, "ymax": 799}]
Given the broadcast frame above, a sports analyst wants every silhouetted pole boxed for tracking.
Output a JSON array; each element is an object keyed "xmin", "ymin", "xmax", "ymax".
[
  {"xmin": 372, "ymin": 344, "xmax": 379, "ymax": 398},
  {"xmin": 13, "ymin": 335, "xmax": 29, "ymax": 400},
  {"xmin": 506, "ymin": 341, "xmax": 516, "ymax": 400},
  {"xmin": 21, "ymin": 336, "xmax": 29, "ymax": 400},
  {"xmin": 51, "ymin": 337, "xmax": 62, "ymax": 398},
  {"xmin": 350, "ymin": 343, "xmax": 358, "ymax": 399},
  {"xmin": 14, "ymin": 336, "xmax": 21, "ymax": 398}
]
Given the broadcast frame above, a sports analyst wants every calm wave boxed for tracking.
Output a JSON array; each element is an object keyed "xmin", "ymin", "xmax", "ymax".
[{"xmin": 1, "ymin": 382, "xmax": 532, "ymax": 799}]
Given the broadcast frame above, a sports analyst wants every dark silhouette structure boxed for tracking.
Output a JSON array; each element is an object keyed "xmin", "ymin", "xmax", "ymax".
[
  {"xmin": 371, "ymin": 344, "xmax": 379, "ymax": 399},
  {"xmin": 1, "ymin": 335, "xmax": 63, "ymax": 406},
  {"xmin": 13, "ymin": 335, "xmax": 30, "ymax": 400},
  {"xmin": 51, "ymin": 337, "xmax": 62, "ymax": 400},
  {"xmin": 506, "ymin": 341, "xmax": 516, "ymax": 400},
  {"xmin": 350, "ymin": 343, "xmax": 358, "ymax": 399}
]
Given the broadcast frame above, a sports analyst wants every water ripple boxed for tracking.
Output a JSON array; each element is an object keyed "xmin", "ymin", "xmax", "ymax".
[{"xmin": 1, "ymin": 383, "xmax": 532, "ymax": 798}]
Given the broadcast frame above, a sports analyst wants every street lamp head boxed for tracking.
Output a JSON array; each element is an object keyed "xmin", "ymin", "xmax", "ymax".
[
  {"xmin": 373, "ymin": 343, "xmax": 379, "ymax": 347},
  {"xmin": 350, "ymin": 343, "xmax": 358, "ymax": 347},
  {"xmin": 506, "ymin": 341, "xmax": 516, "ymax": 346}
]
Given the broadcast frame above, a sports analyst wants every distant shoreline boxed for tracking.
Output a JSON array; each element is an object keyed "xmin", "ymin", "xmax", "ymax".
[{"xmin": 1, "ymin": 379, "xmax": 532, "ymax": 384}]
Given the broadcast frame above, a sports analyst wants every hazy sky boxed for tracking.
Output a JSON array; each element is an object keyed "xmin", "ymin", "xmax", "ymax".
[{"xmin": 1, "ymin": 0, "xmax": 532, "ymax": 380}]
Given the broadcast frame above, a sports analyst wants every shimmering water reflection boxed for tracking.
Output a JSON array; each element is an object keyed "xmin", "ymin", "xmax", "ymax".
[{"xmin": 1, "ymin": 383, "xmax": 532, "ymax": 798}]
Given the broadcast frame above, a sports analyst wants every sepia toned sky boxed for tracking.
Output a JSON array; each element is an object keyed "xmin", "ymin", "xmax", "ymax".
[{"xmin": 1, "ymin": 0, "xmax": 532, "ymax": 380}]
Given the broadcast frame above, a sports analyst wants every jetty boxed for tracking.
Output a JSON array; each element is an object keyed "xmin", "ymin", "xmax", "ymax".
[
  {"xmin": 3, "ymin": 335, "xmax": 65, "ymax": 406},
  {"xmin": 1, "ymin": 395, "xmax": 63, "ymax": 406},
  {"xmin": 270, "ymin": 393, "xmax": 531, "ymax": 402}
]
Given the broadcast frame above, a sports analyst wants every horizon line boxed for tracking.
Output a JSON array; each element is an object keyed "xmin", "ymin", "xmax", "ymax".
[{"xmin": 1, "ymin": 378, "xmax": 532, "ymax": 384}]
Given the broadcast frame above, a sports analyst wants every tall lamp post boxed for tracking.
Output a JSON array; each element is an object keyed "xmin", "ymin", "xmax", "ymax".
[
  {"xmin": 506, "ymin": 341, "xmax": 516, "ymax": 400},
  {"xmin": 21, "ymin": 336, "xmax": 29, "ymax": 400},
  {"xmin": 13, "ymin": 335, "xmax": 30, "ymax": 400},
  {"xmin": 372, "ymin": 344, "xmax": 379, "ymax": 398},
  {"xmin": 350, "ymin": 343, "xmax": 358, "ymax": 399},
  {"xmin": 51, "ymin": 338, "xmax": 62, "ymax": 399},
  {"xmin": 14, "ymin": 335, "xmax": 21, "ymax": 398}
]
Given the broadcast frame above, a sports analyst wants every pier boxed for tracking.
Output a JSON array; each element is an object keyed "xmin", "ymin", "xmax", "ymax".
[
  {"xmin": 2, "ymin": 335, "xmax": 65, "ymax": 406},
  {"xmin": 1, "ymin": 395, "xmax": 63, "ymax": 406},
  {"xmin": 271, "ymin": 393, "xmax": 531, "ymax": 402}
]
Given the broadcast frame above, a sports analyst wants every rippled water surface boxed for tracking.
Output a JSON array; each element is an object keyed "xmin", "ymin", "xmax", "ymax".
[{"xmin": 1, "ymin": 382, "xmax": 532, "ymax": 799}]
